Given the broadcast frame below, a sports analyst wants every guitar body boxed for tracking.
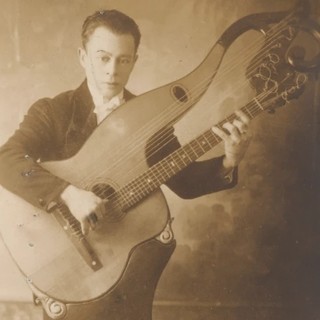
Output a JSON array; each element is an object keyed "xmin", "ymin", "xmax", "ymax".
[
  {"xmin": 0, "ymin": 93, "xmax": 179, "ymax": 302},
  {"xmin": 0, "ymin": 22, "xmax": 229, "ymax": 304},
  {"xmin": 0, "ymin": 2, "xmax": 318, "ymax": 318},
  {"xmin": 0, "ymin": 184, "xmax": 169, "ymax": 299},
  {"xmin": 42, "ymin": 239, "xmax": 176, "ymax": 320}
]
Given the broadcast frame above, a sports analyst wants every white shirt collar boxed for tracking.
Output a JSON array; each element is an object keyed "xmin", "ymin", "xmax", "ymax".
[{"xmin": 87, "ymin": 81, "xmax": 125, "ymax": 124}]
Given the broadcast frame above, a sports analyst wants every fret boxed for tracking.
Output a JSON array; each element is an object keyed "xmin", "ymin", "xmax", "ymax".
[
  {"xmin": 117, "ymin": 189, "xmax": 131, "ymax": 208},
  {"xmin": 156, "ymin": 160, "xmax": 172, "ymax": 181},
  {"xmin": 117, "ymin": 94, "xmax": 272, "ymax": 211},
  {"xmin": 148, "ymin": 167, "xmax": 162, "ymax": 188},
  {"xmin": 203, "ymin": 130, "xmax": 217, "ymax": 147},
  {"xmin": 152, "ymin": 163, "xmax": 164, "ymax": 181},
  {"xmin": 192, "ymin": 141, "xmax": 202, "ymax": 157},
  {"xmin": 163, "ymin": 157, "xmax": 177, "ymax": 176},
  {"xmin": 121, "ymin": 179, "xmax": 147, "ymax": 206},
  {"xmin": 124, "ymin": 172, "xmax": 156, "ymax": 199},
  {"xmin": 190, "ymin": 138, "xmax": 204, "ymax": 155},
  {"xmin": 126, "ymin": 184, "xmax": 140, "ymax": 203},
  {"xmin": 206, "ymin": 129, "xmax": 221, "ymax": 147},
  {"xmin": 180, "ymin": 147, "xmax": 193, "ymax": 163},
  {"xmin": 167, "ymin": 155, "xmax": 182, "ymax": 173},
  {"xmin": 243, "ymin": 104, "xmax": 254, "ymax": 119},
  {"xmin": 194, "ymin": 139, "xmax": 204, "ymax": 154},
  {"xmin": 117, "ymin": 189, "xmax": 130, "ymax": 210},
  {"xmin": 195, "ymin": 134, "xmax": 212, "ymax": 153},
  {"xmin": 202, "ymin": 131, "xmax": 211, "ymax": 146},
  {"xmin": 171, "ymin": 151, "xmax": 185, "ymax": 169},
  {"xmin": 145, "ymin": 169, "xmax": 161, "ymax": 187},
  {"xmin": 183, "ymin": 143, "xmax": 198, "ymax": 160},
  {"xmin": 134, "ymin": 179, "xmax": 147, "ymax": 199},
  {"xmin": 142, "ymin": 173, "xmax": 157, "ymax": 192},
  {"xmin": 253, "ymin": 97, "xmax": 264, "ymax": 111},
  {"xmin": 176, "ymin": 148, "xmax": 190, "ymax": 166},
  {"xmin": 169, "ymin": 159, "xmax": 179, "ymax": 176}
]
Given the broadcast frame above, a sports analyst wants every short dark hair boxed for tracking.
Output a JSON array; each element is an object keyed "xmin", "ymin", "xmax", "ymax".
[{"xmin": 81, "ymin": 9, "xmax": 141, "ymax": 52}]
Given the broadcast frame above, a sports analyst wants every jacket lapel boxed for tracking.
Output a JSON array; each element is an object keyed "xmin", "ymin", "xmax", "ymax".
[
  {"xmin": 72, "ymin": 80, "xmax": 97, "ymax": 136},
  {"xmin": 67, "ymin": 80, "xmax": 137, "ymax": 145},
  {"xmin": 62, "ymin": 80, "xmax": 137, "ymax": 158}
]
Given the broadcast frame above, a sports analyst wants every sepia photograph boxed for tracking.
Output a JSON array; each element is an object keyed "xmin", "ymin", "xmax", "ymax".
[{"xmin": 0, "ymin": 0, "xmax": 319, "ymax": 319}]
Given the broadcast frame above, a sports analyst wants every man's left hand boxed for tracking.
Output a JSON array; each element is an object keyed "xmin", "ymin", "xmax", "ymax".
[{"xmin": 211, "ymin": 110, "xmax": 252, "ymax": 169}]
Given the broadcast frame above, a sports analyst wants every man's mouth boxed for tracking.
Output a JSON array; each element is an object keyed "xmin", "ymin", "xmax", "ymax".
[{"xmin": 103, "ymin": 82, "xmax": 118, "ymax": 87}]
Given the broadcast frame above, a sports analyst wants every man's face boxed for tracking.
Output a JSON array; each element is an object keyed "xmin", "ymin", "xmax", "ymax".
[{"xmin": 79, "ymin": 26, "xmax": 137, "ymax": 100}]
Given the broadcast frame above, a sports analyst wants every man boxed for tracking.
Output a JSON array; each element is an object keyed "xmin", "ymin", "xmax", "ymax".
[{"xmin": 0, "ymin": 9, "xmax": 251, "ymax": 320}]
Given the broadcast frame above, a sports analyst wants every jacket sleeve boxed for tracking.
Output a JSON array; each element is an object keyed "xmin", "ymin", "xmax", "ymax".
[
  {"xmin": 0, "ymin": 99, "xmax": 69, "ymax": 212},
  {"xmin": 146, "ymin": 126, "xmax": 238, "ymax": 199},
  {"xmin": 165, "ymin": 155, "xmax": 238, "ymax": 199}
]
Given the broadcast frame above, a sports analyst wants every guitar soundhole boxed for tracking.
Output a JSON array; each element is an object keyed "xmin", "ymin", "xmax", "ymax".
[
  {"xmin": 91, "ymin": 183, "xmax": 125, "ymax": 222},
  {"xmin": 172, "ymin": 85, "xmax": 188, "ymax": 103},
  {"xmin": 91, "ymin": 183, "xmax": 114, "ymax": 200}
]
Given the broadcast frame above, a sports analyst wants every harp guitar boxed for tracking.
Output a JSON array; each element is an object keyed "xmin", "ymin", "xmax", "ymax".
[{"xmin": 0, "ymin": 2, "xmax": 319, "ymax": 319}]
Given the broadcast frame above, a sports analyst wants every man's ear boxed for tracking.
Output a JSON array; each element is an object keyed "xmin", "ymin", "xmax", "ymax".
[
  {"xmin": 134, "ymin": 54, "xmax": 138, "ymax": 64},
  {"xmin": 78, "ymin": 47, "xmax": 87, "ymax": 68}
]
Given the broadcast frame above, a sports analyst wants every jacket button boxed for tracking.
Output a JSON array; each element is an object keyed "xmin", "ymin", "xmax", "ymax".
[
  {"xmin": 21, "ymin": 169, "xmax": 34, "ymax": 177},
  {"xmin": 38, "ymin": 198, "xmax": 46, "ymax": 206}
]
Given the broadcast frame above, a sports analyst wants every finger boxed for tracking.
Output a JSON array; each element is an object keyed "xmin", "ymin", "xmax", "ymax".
[
  {"xmin": 232, "ymin": 119, "xmax": 248, "ymax": 134},
  {"xmin": 235, "ymin": 110, "xmax": 250, "ymax": 125},
  {"xmin": 222, "ymin": 122, "xmax": 241, "ymax": 143},
  {"xmin": 81, "ymin": 219, "xmax": 90, "ymax": 235},
  {"xmin": 211, "ymin": 126, "xmax": 230, "ymax": 142},
  {"xmin": 95, "ymin": 202, "xmax": 106, "ymax": 220},
  {"xmin": 87, "ymin": 213, "xmax": 98, "ymax": 230}
]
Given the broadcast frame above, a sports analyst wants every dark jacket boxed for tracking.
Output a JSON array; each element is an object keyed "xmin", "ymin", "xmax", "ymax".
[{"xmin": 0, "ymin": 81, "xmax": 237, "ymax": 212}]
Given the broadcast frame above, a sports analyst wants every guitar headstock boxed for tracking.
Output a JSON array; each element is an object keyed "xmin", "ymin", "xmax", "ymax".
[{"xmin": 246, "ymin": 9, "xmax": 319, "ymax": 112}]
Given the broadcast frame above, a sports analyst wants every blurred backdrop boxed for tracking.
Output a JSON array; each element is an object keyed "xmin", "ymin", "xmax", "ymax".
[{"xmin": 0, "ymin": 0, "xmax": 319, "ymax": 319}]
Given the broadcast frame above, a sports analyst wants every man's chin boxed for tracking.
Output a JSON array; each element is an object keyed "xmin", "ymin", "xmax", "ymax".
[{"xmin": 100, "ymin": 86, "xmax": 121, "ymax": 99}]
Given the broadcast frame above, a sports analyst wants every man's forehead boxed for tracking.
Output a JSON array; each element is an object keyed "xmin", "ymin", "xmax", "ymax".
[{"xmin": 88, "ymin": 26, "xmax": 135, "ymax": 45}]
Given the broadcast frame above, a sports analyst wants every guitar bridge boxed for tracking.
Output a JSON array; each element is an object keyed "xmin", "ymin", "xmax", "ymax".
[{"xmin": 53, "ymin": 204, "xmax": 103, "ymax": 271}]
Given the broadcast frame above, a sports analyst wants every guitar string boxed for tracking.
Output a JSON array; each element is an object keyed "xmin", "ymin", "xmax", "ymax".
[
  {"xmin": 28, "ymin": 88, "xmax": 279, "ymax": 297},
  {"xmin": 90, "ymin": 84, "xmax": 288, "ymax": 222},
  {"xmin": 68, "ymin": 81, "xmax": 284, "ymax": 230},
  {"xmin": 53, "ymin": 86, "xmax": 276, "ymax": 229},
  {"xmin": 17, "ymin": 11, "xmax": 298, "ymax": 232},
  {"xmin": 18, "ymin": 8, "xmax": 304, "ymax": 292},
  {"xmin": 77, "ymin": 10, "xmax": 297, "ymax": 189},
  {"xmin": 76, "ymin": 11, "xmax": 296, "ymax": 188},
  {"xmin": 23, "ymin": 25, "xmax": 288, "ymax": 230},
  {"xmin": 93, "ymin": 43, "xmax": 302, "ymax": 216},
  {"xmin": 30, "ymin": 87, "xmax": 273, "ymax": 297},
  {"xmin": 76, "ymin": 11, "xmax": 296, "ymax": 186},
  {"xmin": 85, "ymin": 77, "xmax": 295, "ymax": 220},
  {"xmin": 23, "ymin": 11, "xmax": 296, "ymax": 226},
  {"xmin": 78, "ymin": 24, "xmax": 296, "ymax": 203}
]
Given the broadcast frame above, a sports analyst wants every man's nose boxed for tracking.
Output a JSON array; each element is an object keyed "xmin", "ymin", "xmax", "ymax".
[{"xmin": 106, "ymin": 59, "xmax": 118, "ymax": 76}]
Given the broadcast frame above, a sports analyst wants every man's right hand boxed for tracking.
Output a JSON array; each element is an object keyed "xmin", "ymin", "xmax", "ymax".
[{"xmin": 60, "ymin": 185, "xmax": 103, "ymax": 235}]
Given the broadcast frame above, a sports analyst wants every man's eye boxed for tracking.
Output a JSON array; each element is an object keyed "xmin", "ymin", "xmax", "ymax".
[
  {"xmin": 100, "ymin": 56, "xmax": 110, "ymax": 63},
  {"xmin": 119, "ymin": 58, "xmax": 130, "ymax": 64}
]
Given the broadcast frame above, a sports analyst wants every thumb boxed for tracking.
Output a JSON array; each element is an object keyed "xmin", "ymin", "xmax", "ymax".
[{"xmin": 80, "ymin": 218, "xmax": 90, "ymax": 235}]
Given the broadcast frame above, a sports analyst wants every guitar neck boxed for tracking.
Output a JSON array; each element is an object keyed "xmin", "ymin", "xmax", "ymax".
[{"xmin": 119, "ymin": 95, "xmax": 268, "ymax": 211}]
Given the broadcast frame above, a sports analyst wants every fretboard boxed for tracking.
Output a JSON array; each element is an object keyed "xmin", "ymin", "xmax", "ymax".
[{"xmin": 119, "ymin": 95, "xmax": 268, "ymax": 210}]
